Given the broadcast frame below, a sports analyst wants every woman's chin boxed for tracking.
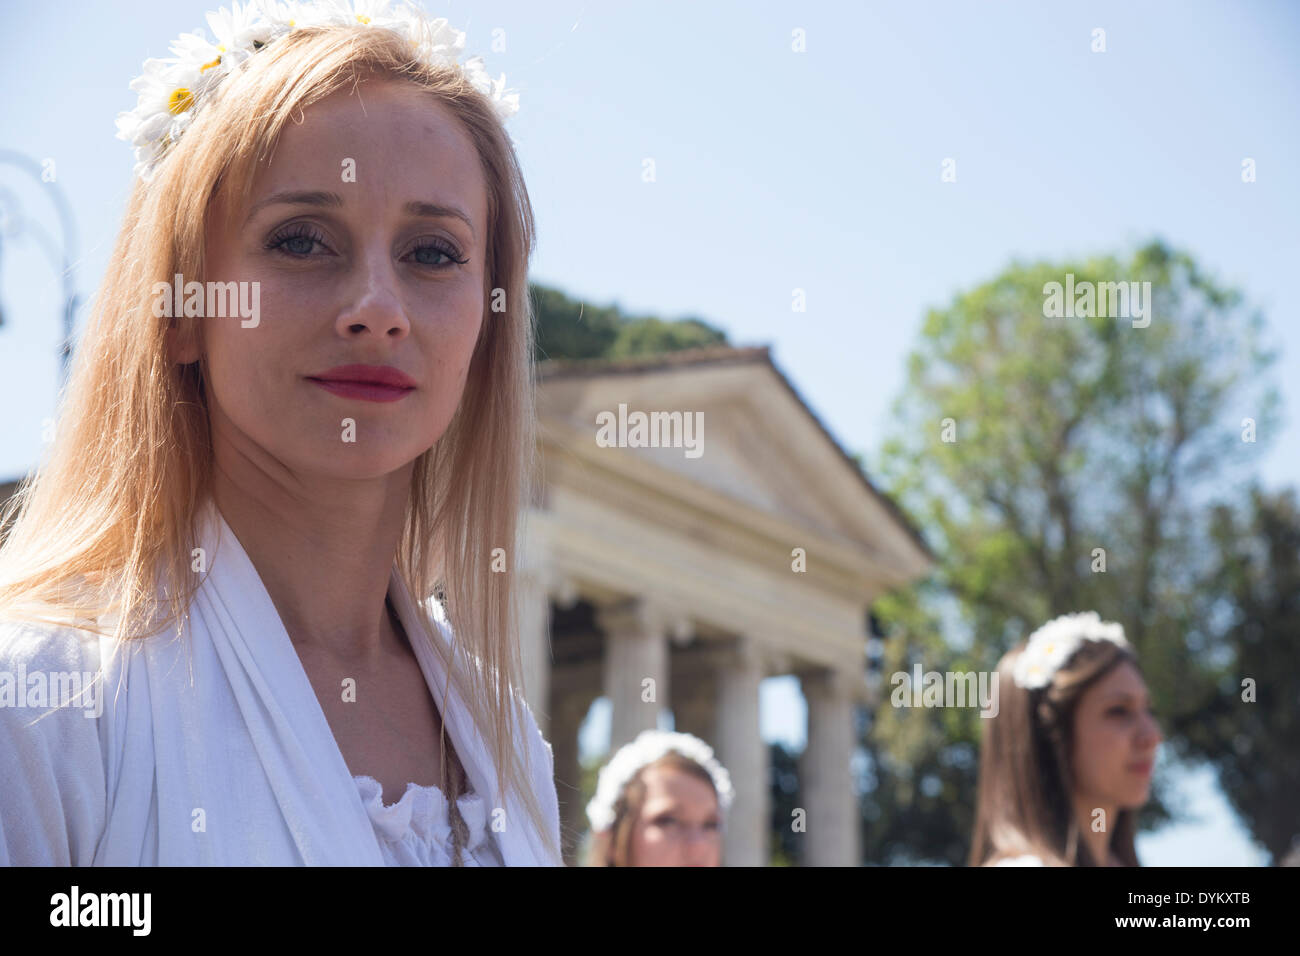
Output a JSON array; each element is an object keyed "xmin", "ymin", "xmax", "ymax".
[
  {"xmin": 290, "ymin": 450, "xmax": 418, "ymax": 481},
  {"xmin": 1119, "ymin": 785, "xmax": 1151, "ymax": 809}
]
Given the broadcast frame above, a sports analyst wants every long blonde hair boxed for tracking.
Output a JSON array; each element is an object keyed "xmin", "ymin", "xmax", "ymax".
[{"xmin": 0, "ymin": 21, "xmax": 558, "ymax": 861}]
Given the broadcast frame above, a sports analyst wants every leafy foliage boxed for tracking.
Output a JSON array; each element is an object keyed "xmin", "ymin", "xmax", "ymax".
[
  {"xmin": 532, "ymin": 284, "xmax": 727, "ymax": 361},
  {"xmin": 1189, "ymin": 487, "xmax": 1300, "ymax": 862},
  {"xmin": 865, "ymin": 239, "xmax": 1282, "ymax": 863}
]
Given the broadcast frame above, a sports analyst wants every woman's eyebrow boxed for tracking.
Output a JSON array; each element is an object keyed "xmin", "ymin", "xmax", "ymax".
[
  {"xmin": 244, "ymin": 189, "xmax": 342, "ymax": 225},
  {"xmin": 244, "ymin": 189, "xmax": 475, "ymax": 238},
  {"xmin": 405, "ymin": 200, "xmax": 476, "ymax": 240},
  {"xmin": 1103, "ymin": 692, "xmax": 1146, "ymax": 704}
]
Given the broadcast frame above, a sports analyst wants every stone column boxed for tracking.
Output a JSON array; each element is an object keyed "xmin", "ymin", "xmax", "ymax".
[
  {"xmin": 597, "ymin": 600, "xmax": 668, "ymax": 752},
  {"xmin": 714, "ymin": 637, "xmax": 768, "ymax": 867},
  {"xmin": 799, "ymin": 668, "xmax": 860, "ymax": 866}
]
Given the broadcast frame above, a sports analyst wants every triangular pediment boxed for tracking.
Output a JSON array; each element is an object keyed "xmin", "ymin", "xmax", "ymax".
[{"xmin": 537, "ymin": 348, "xmax": 931, "ymax": 582}]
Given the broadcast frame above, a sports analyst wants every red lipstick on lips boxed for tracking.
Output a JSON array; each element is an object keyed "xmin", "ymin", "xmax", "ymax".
[{"xmin": 307, "ymin": 364, "xmax": 416, "ymax": 403}]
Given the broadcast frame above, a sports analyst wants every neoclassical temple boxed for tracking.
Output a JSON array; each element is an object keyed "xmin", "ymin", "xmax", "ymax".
[{"xmin": 518, "ymin": 346, "xmax": 933, "ymax": 865}]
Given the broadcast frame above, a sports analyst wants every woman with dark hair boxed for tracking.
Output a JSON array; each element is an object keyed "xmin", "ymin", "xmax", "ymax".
[{"xmin": 970, "ymin": 612, "xmax": 1163, "ymax": 866}]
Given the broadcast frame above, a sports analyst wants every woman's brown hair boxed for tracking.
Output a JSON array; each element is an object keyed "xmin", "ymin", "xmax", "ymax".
[{"xmin": 969, "ymin": 638, "xmax": 1142, "ymax": 867}]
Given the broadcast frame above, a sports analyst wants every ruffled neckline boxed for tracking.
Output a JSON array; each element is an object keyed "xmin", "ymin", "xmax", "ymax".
[{"xmin": 352, "ymin": 774, "xmax": 494, "ymax": 852}]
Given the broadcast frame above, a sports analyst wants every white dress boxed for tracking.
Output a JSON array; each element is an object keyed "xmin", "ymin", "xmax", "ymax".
[
  {"xmin": 0, "ymin": 497, "xmax": 562, "ymax": 866},
  {"xmin": 353, "ymin": 775, "xmax": 504, "ymax": 867}
]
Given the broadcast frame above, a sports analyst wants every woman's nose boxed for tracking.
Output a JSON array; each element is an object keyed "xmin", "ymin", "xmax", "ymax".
[
  {"xmin": 1137, "ymin": 710, "xmax": 1162, "ymax": 748},
  {"xmin": 336, "ymin": 252, "xmax": 410, "ymax": 339}
]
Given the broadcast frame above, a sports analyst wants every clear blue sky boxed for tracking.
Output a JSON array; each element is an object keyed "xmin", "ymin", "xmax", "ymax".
[{"xmin": 2, "ymin": 0, "xmax": 1291, "ymax": 864}]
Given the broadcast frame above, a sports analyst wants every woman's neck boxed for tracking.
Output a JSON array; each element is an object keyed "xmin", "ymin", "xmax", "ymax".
[
  {"xmin": 209, "ymin": 458, "xmax": 413, "ymax": 667},
  {"xmin": 1074, "ymin": 797, "xmax": 1118, "ymax": 866}
]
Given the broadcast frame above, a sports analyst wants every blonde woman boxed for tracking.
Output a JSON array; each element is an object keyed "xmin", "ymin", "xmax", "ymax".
[
  {"xmin": 0, "ymin": 1, "xmax": 562, "ymax": 866},
  {"xmin": 969, "ymin": 612, "xmax": 1163, "ymax": 867},
  {"xmin": 585, "ymin": 730, "xmax": 733, "ymax": 867}
]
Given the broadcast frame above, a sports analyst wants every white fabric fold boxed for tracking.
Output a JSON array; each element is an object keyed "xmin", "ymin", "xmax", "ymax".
[{"xmin": 353, "ymin": 774, "xmax": 504, "ymax": 866}]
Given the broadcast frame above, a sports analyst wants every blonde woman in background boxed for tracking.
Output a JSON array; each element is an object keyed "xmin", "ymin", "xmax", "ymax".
[
  {"xmin": 586, "ymin": 730, "xmax": 733, "ymax": 867},
  {"xmin": 969, "ymin": 612, "xmax": 1163, "ymax": 866},
  {"xmin": 0, "ymin": 1, "xmax": 561, "ymax": 866}
]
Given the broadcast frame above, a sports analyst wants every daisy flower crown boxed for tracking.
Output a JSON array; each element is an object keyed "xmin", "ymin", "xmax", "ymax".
[
  {"xmin": 115, "ymin": 0, "xmax": 520, "ymax": 183},
  {"xmin": 1012, "ymin": 611, "xmax": 1131, "ymax": 690},
  {"xmin": 586, "ymin": 730, "xmax": 735, "ymax": 834}
]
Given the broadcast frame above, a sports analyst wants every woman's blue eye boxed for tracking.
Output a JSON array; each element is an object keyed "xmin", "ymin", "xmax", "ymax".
[
  {"xmin": 283, "ymin": 235, "xmax": 316, "ymax": 255},
  {"xmin": 266, "ymin": 225, "xmax": 326, "ymax": 257},
  {"xmin": 266, "ymin": 226, "xmax": 466, "ymax": 269},
  {"xmin": 410, "ymin": 242, "xmax": 468, "ymax": 267}
]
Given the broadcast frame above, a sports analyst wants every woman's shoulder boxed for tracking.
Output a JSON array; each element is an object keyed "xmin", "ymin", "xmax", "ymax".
[
  {"xmin": 0, "ymin": 613, "xmax": 110, "ymax": 868},
  {"xmin": 0, "ymin": 614, "xmax": 110, "ymax": 865},
  {"xmin": 0, "ymin": 614, "xmax": 109, "ymax": 730},
  {"xmin": 0, "ymin": 612, "xmax": 106, "ymax": 675}
]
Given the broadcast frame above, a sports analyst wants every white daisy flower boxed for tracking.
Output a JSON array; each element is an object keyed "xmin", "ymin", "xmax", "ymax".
[
  {"xmin": 168, "ymin": 30, "xmax": 221, "ymax": 68},
  {"xmin": 294, "ymin": 0, "xmax": 356, "ymax": 28},
  {"xmin": 253, "ymin": 0, "xmax": 295, "ymax": 30},
  {"xmin": 404, "ymin": 14, "xmax": 465, "ymax": 65},
  {"xmin": 118, "ymin": 58, "xmax": 191, "ymax": 143},
  {"xmin": 117, "ymin": 1, "xmax": 519, "ymax": 181},
  {"xmin": 427, "ymin": 16, "xmax": 468, "ymax": 55},
  {"xmin": 167, "ymin": 31, "xmax": 230, "ymax": 99},
  {"xmin": 460, "ymin": 55, "xmax": 520, "ymax": 120},
  {"xmin": 206, "ymin": 1, "xmax": 265, "ymax": 52},
  {"xmin": 1013, "ymin": 612, "xmax": 1131, "ymax": 690},
  {"xmin": 116, "ymin": 54, "xmax": 206, "ymax": 179},
  {"xmin": 349, "ymin": 0, "xmax": 405, "ymax": 29}
]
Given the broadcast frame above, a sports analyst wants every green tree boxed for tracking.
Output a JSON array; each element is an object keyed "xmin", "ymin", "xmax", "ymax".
[
  {"xmin": 858, "ymin": 599, "xmax": 982, "ymax": 864},
  {"xmin": 532, "ymin": 283, "xmax": 727, "ymax": 361},
  {"xmin": 768, "ymin": 742, "xmax": 802, "ymax": 865},
  {"xmin": 1190, "ymin": 486, "xmax": 1300, "ymax": 863},
  {"xmin": 866, "ymin": 239, "xmax": 1280, "ymax": 863}
]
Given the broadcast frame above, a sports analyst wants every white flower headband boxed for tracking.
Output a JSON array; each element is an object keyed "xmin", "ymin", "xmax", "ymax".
[
  {"xmin": 586, "ymin": 730, "xmax": 735, "ymax": 834},
  {"xmin": 115, "ymin": 0, "xmax": 520, "ymax": 182},
  {"xmin": 1012, "ymin": 611, "xmax": 1131, "ymax": 690}
]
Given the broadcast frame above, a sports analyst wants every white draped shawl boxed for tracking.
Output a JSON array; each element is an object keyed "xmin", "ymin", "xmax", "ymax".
[{"xmin": 0, "ymin": 499, "xmax": 563, "ymax": 866}]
